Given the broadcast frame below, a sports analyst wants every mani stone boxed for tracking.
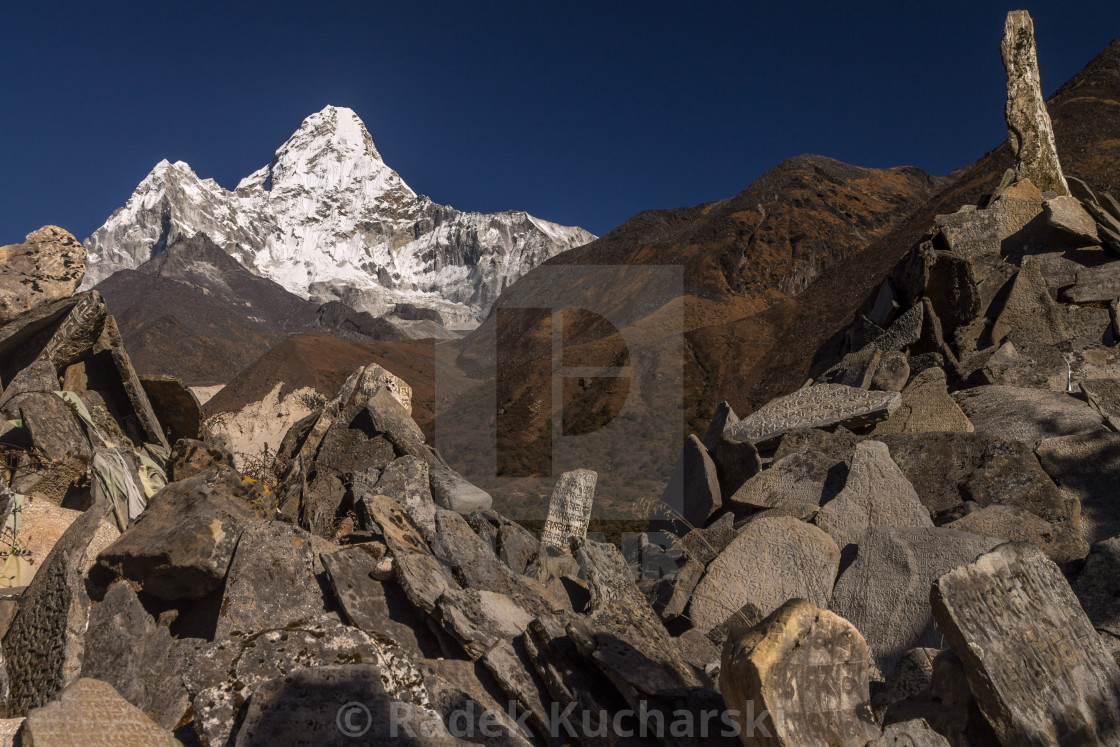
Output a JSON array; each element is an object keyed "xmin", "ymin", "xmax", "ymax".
[
  {"xmin": 19, "ymin": 678, "xmax": 178, "ymax": 747},
  {"xmin": 214, "ymin": 520, "xmax": 323, "ymax": 638},
  {"xmin": 931, "ymin": 542, "xmax": 1120, "ymax": 745},
  {"xmin": 953, "ymin": 385, "xmax": 1106, "ymax": 447},
  {"xmin": 1045, "ymin": 196, "xmax": 1100, "ymax": 243},
  {"xmin": 947, "ymin": 504, "xmax": 1088, "ymax": 565},
  {"xmin": 814, "ymin": 441, "xmax": 932, "ymax": 551},
  {"xmin": 660, "ymin": 435, "xmax": 720, "ymax": 527},
  {"xmin": 1002, "ymin": 10, "xmax": 1068, "ymax": 195},
  {"xmin": 3, "ymin": 502, "xmax": 118, "ymax": 716},
  {"xmin": 540, "ymin": 468, "xmax": 597, "ymax": 548},
  {"xmin": 991, "ymin": 261, "xmax": 1068, "ymax": 347},
  {"xmin": 869, "ymin": 302, "xmax": 925, "ymax": 353},
  {"xmin": 720, "ymin": 599, "xmax": 881, "ymax": 747},
  {"xmin": 725, "ymin": 384, "xmax": 901, "ymax": 449},
  {"xmin": 0, "ymin": 226, "xmax": 87, "ymax": 327},
  {"xmin": 727, "ymin": 449, "xmax": 843, "ymax": 512},
  {"xmin": 830, "ymin": 527, "xmax": 1000, "ymax": 674},
  {"xmin": 689, "ymin": 515, "xmax": 839, "ymax": 635},
  {"xmin": 872, "ymin": 367, "xmax": 973, "ymax": 435},
  {"xmin": 1062, "ymin": 263, "xmax": 1120, "ymax": 304}
]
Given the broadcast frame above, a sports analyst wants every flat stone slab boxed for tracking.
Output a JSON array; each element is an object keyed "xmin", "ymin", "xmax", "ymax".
[
  {"xmin": 690, "ymin": 515, "xmax": 839, "ymax": 634},
  {"xmin": 1063, "ymin": 262, "xmax": 1120, "ymax": 304},
  {"xmin": 0, "ymin": 226, "xmax": 86, "ymax": 327},
  {"xmin": 20, "ymin": 677, "xmax": 178, "ymax": 746},
  {"xmin": 726, "ymin": 384, "xmax": 901, "ymax": 449},
  {"xmin": 726, "ymin": 449, "xmax": 844, "ymax": 512},
  {"xmin": 830, "ymin": 526, "xmax": 1000, "ymax": 673},
  {"xmin": 953, "ymin": 385, "xmax": 1106, "ymax": 447},
  {"xmin": 932, "ymin": 542, "xmax": 1120, "ymax": 745},
  {"xmin": 720, "ymin": 599, "xmax": 880, "ymax": 746},
  {"xmin": 1045, "ymin": 195, "xmax": 1100, "ymax": 243}
]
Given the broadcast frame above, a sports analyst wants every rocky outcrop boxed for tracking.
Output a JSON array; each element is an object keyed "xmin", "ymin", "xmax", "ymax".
[
  {"xmin": 0, "ymin": 226, "xmax": 86, "ymax": 327},
  {"xmin": 1002, "ymin": 11, "xmax": 1068, "ymax": 195}
]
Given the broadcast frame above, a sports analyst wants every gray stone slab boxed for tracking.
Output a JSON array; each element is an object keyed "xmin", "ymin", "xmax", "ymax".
[{"xmin": 726, "ymin": 384, "xmax": 900, "ymax": 449}]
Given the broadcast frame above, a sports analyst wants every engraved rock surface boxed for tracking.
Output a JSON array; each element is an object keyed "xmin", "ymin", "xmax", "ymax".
[
  {"xmin": 931, "ymin": 542, "xmax": 1120, "ymax": 745},
  {"xmin": 720, "ymin": 599, "xmax": 881, "ymax": 747},
  {"xmin": 539, "ymin": 469, "xmax": 597, "ymax": 548},
  {"xmin": 814, "ymin": 441, "xmax": 932, "ymax": 550},
  {"xmin": 726, "ymin": 449, "xmax": 844, "ymax": 512},
  {"xmin": 830, "ymin": 526, "xmax": 999, "ymax": 673},
  {"xmin": 872, "ymin": 367, "xmax": 973, "ymax": 435},
  {"xmin": 690, "ymin": 515, "xmax": 839, "ymax": 634},
  {"xmin": 19, "ymin": 677, "xmax": 178, "ymax": 747},
  {"xmin": 726, "ymin": 384, "xmax": 900, "ymax": 449}
]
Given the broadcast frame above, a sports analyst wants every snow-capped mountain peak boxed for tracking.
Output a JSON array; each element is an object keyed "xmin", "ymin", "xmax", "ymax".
[{"xmin": 82, "ymin": 106, "xmax": 595, "ymax": 323}]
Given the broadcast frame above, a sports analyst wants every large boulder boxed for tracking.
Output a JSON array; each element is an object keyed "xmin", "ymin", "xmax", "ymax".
[
  {"xmin": 94, "ymin": 465, "xmax": 267, "ymax": 600},
  {"xmin": 725, "ymin": 384, "xmax": 900, "ymax": 450},
  {"xmin": 990, "ymin": 261, "xmax": 1069, "ymax": 347},
  {"xmin": 814, "ymin": 441, "xmax": 932, "ymax": 550},
  {"xmin": 830, "ymin": 527, "xmax": 1000, "ymax": 673},
  {"xmin": 952, "ymin": 385, "xmax": 1106, "ymax": 447},
  {"xmin": 689, "ymin": 515, "xmax": 840, "ymax": 635},
  {"xmin": 720, "ymin": 599, "xmax": 881, "ymax": 746},
  {"xmin": 931, "ymin": 542, "xmax": 1120, "ymax": 744},
  {"xmin": 0, "ymin": 226, "xmax": 86, "ymax": 327}
]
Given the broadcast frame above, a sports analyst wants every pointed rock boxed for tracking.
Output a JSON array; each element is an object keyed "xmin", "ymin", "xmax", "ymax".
[
  {"xmin": 1002, "ymin": 10, "xmax": 1068, "ymax": 195},
  {"xmin": 659, "ymin": 436, "xmax": 720, "ymax": 528},
  {"xmin": 814, "ymin": 441, "xmax": 932, "ymax": 550},
  {"xmin": 872, "ymin": 367, "xmax": 973, "ymax": 435}
]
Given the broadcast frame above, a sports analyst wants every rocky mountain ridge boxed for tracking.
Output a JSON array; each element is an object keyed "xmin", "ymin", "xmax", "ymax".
[{"xmin": 82, "ymin": 105, "xmax": 596, "ymax": 324}]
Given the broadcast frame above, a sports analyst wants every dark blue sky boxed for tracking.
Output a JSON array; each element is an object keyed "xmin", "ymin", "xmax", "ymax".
[{"xmin": 2, "ymin": 1, "xmax": 1118, "ymax": 241}]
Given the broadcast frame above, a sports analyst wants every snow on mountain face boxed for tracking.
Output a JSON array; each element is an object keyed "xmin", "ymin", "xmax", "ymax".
[{"xmin": 82, "ymin": 106, "xmax": 595, "ymax": 324}]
